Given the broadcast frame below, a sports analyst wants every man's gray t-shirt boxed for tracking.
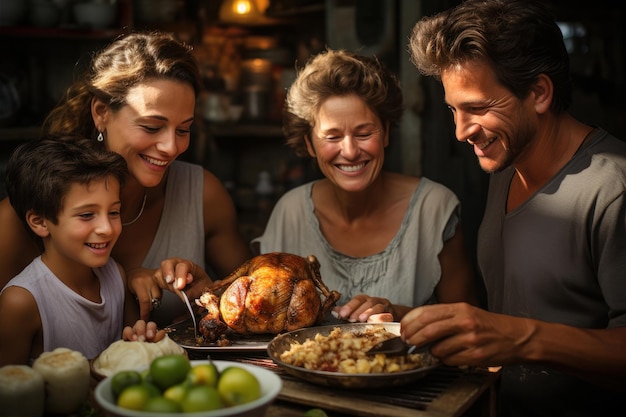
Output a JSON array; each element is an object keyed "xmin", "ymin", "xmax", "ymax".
[{"xmin": 478, "ymin": 128, "xmax": 626, "ymax": 416}]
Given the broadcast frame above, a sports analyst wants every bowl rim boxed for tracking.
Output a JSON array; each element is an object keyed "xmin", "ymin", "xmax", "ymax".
[
  {"xmin": 267, "ymin": 322, "xmax": 440, "ymax": 389},
  {"xmin": 94, "ymin": 359, "xmax": 282, "ymax": 416}
]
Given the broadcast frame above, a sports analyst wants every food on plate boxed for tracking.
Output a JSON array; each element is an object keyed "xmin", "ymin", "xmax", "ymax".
[
  {"xmin": 0, "ymin": 364, "xmax": 45, "ymax": 417},
  {"xmin": 111, "ymin": 355, "xmax": 262, "ymax": 412},
  {"xmin": 91, "ymin": 334, "xmax": 185, "ymax": 378},
  {"xmin": 181, "ymin": 385, "xmax": 223, "ymax": 412},
  {"xmin": 279, "ymin": 326, "xmax": 430, "ymax": 374},
  {"xmin": 187, "ymin": 362, "xmax": 219, "ymax": 386},
  {"xmin": 110, "ymin": 370, "xmax": 143, "ymax": 399},
  {"xmin": 195, "ymin": 252, "xmax": 341, "ymax": 342},
  {"xmin": 143, "ymin": 396, "xmax": 182, "ymax": 412},
  {"xmin": 217, "ymin": 366, "xmax": 261, "ymax": 406},
  {"xmin": 32, "ymin": 347, "xmax": 90, "ymax": 415},
  {"xmin": 149, "ymin": 354, "xmax": 191, "ymax": 391},
  {"xmin": 116, "ymin": 382, "xmax": 161, "ymax": 411}
]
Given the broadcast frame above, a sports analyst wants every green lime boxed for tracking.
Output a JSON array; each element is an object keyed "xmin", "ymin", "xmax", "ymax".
[
  {"xmin": 143, "ymin": 396, "xmax": 182, "ymax": 412},
  {"xmin": 303, "ymin": 409, "xmax": 329, "ymax": 417},
  {"xmin": 117, "ymin": 384, "xmax": 156, "ymax": 411},
  {"xmin": 110, "ymin": 370, "xmax": 142, "ymax": 399},
  {"xmin": 141, "ymin": 368, "xmax": 154, "ymax": 385},
  {"xmin": 163, "ymin": 383, "xmax": 188, "ymax": 404},
  {"xmin": 187, "ymin": 363, "xmax": 220, "ymax": 387},
  {"xmin": 141, "ymin": 381, "xmax": 162, "ymax": 397},
  {"xmin": 217, "ymin": 366, "xmax": 261, "ymax": 406},
  {"xmin": 181, "ymin": 385, "xmax": 224, "ymax": 412},
  {"xmin": 149, "ymin": 354, "xmax": 191, "ymax": 391}
]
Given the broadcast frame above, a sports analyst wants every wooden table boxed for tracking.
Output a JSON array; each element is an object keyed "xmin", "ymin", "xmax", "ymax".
[{"xmin": 188, "ymin": 351, "xmax": 501, "ymax": 417}]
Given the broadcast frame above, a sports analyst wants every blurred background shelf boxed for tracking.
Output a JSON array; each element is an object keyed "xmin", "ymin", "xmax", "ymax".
[
  {"xmin": 0, "ymin": 26, "xmax": 125, "ymax": 39},
  {"xmin": 0, "ymin": 0, "xmax": 623, "ymax": 267},
  {"xmin": 0, "ymin": 126, "xmax": 41, "ymax": 142}
]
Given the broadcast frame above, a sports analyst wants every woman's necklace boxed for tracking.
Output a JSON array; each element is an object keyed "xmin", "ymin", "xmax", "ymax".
[{"xmin": 122, "ymin": 194, "xmax": 147, "ymax": 226}]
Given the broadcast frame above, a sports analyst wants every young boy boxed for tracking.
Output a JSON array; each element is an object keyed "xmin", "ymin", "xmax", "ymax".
[{"xmin": 0, "ymin": 137, "xmax": 164, "ymax": 365}]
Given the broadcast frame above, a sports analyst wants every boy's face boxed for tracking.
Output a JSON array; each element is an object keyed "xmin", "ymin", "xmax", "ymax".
[{"xmin": 40, "ymin": 177, "xmax": 122, "ymax": 270}]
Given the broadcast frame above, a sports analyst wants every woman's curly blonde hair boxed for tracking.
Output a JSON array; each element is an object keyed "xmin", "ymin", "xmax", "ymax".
[{"xmin": 283, "ymin": 48, "xmax": 404, "ymax": 158}]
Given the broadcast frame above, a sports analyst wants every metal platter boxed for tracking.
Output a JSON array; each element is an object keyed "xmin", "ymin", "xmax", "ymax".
[
  {"xmin": 165, "ymin": 318, "xmax": 275, "ymax": 352},
  {"xmin": 166, "ymin": 313, "xmax": 347, "ymax": 353},
  {"xmin": 267, "ymin": 323, "xmax": 440, "ymax": 389}
]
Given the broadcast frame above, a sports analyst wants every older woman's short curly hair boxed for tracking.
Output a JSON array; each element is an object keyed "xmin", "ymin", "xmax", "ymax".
[{"xmin": 283, "ymin": 49, "xmax": 404, "ymax": 158}]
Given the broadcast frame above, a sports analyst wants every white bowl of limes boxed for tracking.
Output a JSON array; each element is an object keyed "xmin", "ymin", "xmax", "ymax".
[{"xmin": 94, "ymin": 356, "xmax": 282, "ymax": 417}]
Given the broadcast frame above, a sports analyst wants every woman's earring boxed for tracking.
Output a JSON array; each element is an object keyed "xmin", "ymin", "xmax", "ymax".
[{"xmin": 97, "ymin": 132, "xmax": 104, "ymax": 142}]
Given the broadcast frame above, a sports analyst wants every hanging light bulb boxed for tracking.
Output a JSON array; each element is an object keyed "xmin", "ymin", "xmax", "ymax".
[
  {"xmin": 219, "ymin": 0, "xmax": 261, "ymax": 23},
  {"xmin": 235, "ymin": 0, "xmax": 251, "ymax": 14}
]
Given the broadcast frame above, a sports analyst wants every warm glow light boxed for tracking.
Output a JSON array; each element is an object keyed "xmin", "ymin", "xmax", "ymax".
[
  {"xmin": 219, "ymin": 0, "xmax": 261, "ymax": 22},
  {"xmin": 235, "ymin": 0, "xmax": 252, "ymax": 15}
]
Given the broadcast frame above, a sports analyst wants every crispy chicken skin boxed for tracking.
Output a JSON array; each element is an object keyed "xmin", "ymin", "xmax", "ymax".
[{"xmin": 196, "ymin": 253, "xmax": 341, "ymax": 341}]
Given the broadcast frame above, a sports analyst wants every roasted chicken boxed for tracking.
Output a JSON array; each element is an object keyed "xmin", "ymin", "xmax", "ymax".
[{"xmin": 196, "ymin": 252, "xmax": 341, "ymax": 342}]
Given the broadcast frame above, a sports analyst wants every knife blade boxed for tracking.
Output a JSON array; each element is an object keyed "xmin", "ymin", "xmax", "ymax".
[{"xmin": 366, "ymin": 336, "xmax": 431, "ymax": 356}]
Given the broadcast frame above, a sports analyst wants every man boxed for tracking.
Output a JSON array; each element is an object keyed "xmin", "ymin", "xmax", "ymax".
[{"xmin": 402, "ymin": 0, "xmax": 626, "ymax": 415}]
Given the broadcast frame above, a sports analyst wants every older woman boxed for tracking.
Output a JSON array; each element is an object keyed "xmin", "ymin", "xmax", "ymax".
[
  {"xmin": 0, "ymin": 31, "xmax": 252, "ymax": 326},
  {"xmin": 252, "ymin": 49, "xmax": 479, "ymax": 323}
]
